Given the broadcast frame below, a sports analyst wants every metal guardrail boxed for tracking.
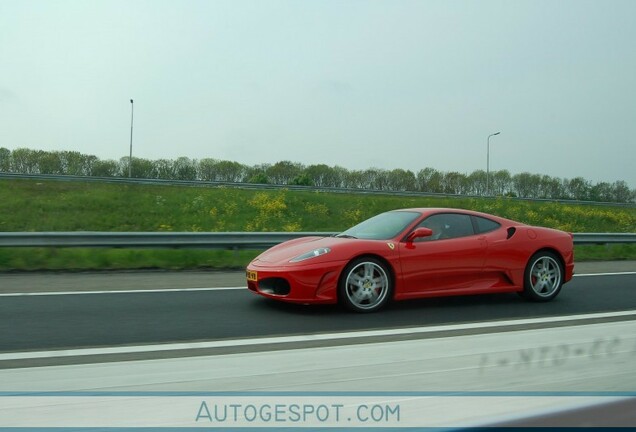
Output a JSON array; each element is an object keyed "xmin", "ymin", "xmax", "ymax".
[
  {"xmin": 571, "ymin": 233, "xmax": 636, "ymax": 245},
  {"xmin": 0, "ymin": 232, "xmax": 634, "ymax": 249},
  {"xmin": 0, "ymin": 232, "xmax": 336, "ymax": 249}
]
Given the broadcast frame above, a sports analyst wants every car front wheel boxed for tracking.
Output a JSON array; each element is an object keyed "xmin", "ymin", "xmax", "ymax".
[
  {"xmin": 339, "ymin": 257, "xmax": 392, "ymax": 313},
  {"xmin": 522, "ymin": 251, "xmax": 564, "ymax": 301}
]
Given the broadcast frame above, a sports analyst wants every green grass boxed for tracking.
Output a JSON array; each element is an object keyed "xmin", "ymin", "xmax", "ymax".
[
  {"xmin": 0, "ymin": 248, "xmax": 261, "ymax": 271},
  {"xmin": 0, "ymin": 178, "xmax": 635, "ymax": 271},
  {"xmin": 574, "ymin": 244, "xmax": 636, "ymax": 261}
]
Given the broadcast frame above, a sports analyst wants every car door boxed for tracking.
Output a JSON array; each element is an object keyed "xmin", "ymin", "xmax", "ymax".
[{"xmin": 397, "ymin": 213, "xmax": 487, "ymax": 296}]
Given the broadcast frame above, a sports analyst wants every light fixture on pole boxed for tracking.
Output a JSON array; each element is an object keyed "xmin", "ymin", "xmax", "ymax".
[
  {"xmin": 129, "ymin": 99, "xmax": 134, "ymax": 178},
  {"xmin": 486, "ymin": 131, "xmax": 500, "ymax": 196}
]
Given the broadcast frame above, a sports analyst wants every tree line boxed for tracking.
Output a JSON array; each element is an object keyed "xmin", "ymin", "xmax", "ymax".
[{"xmin": 1, "ymin": 147, "xmax": 634, "ymax": 203}]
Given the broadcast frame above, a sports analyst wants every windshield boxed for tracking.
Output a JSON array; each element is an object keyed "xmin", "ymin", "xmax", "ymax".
[{"xmin": 337, "ymin": 211, "xmax": 421, "ymax": 240}]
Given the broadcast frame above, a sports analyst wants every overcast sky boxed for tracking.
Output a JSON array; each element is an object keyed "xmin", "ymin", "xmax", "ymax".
[{"xmin": 1, "ymin": 0, "xmax": 635, "ymax": 187}]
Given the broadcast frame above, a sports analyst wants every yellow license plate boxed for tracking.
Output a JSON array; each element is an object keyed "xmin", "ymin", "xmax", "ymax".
[{"xmin": 246, "ymin": 270, "xmax": 258, "ymax": 282}]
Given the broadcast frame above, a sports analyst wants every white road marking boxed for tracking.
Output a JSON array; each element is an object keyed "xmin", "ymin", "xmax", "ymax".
[
  {"xmin": 0, "ymin": 286, "xmax": 245, "ymax": 297},
  {"xmin": 1, "ymin": 310, "xmax": 635, "ymax": 362},
  {"xmin": 573, "ymin": 271, "xmax": 636, "ymax": 277},
  {"xmin": 0, "ymin": 271, "xmax": 633, "ymax": 297}
]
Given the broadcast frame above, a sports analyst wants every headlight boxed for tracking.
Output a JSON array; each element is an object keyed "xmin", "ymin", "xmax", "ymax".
[{"xmin": 290, "ymin": 247, "xmax": 331, "ymax": 263}]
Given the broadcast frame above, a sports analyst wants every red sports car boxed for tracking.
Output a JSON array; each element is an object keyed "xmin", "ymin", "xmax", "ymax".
[{"xmin": 246, "ymin": 208, "xmax": 574, "ymax": 312}]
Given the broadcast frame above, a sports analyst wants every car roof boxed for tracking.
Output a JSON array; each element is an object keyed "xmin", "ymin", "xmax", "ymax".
[{"xmin": 394, "ymin": 207, "xmax": 522, "ymax": 225}]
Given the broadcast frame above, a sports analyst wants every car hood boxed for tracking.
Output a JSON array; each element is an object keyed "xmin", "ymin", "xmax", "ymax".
[
  {"xmin": 252, "ymin": 233, "xmax": 397, "ymax": 266},
  {"xmin": 253, "ymin": 236, "xmax": 333, "ymax": 264}
]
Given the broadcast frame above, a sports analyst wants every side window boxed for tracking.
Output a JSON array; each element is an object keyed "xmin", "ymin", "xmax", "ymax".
[
  {"xmin": 473, "ymin": 216, "xmax": 501, "ymax": 234},
  {"xmin": 416, "ymin": 213, "xmax": 474, "ymax": 241}
]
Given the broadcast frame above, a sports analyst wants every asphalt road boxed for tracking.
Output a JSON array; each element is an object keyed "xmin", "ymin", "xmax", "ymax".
[
  {"xmin": 1, "ymin": 265, "xmax": 635, "ymax": 427},
  {"xmin": 1, "ymin": 265, "xmax": 635, "ymax": 354}
]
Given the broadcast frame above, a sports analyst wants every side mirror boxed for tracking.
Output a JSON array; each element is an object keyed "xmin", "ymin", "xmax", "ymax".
[{"xmin": 406, "ymin": 227, "xmax": 433, "ymax": 242}]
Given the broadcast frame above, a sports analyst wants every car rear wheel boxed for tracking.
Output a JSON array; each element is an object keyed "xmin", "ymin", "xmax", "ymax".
[
  {"xmin": 339, "ymin": 257, "xmax": 392, "ymax": 313},
  {"xmin": 521, "ymin": 251, "xmax": 563, "ymax": 301}
]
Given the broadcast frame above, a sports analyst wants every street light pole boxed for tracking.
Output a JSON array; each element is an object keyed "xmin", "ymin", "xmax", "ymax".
[
  {"xmin": 486, "ymin": 131, "xmax": 500, "ymax": 196},
  {"xmin": 128, "ymin": 99, "xmax": 134, "ymax": 178}
]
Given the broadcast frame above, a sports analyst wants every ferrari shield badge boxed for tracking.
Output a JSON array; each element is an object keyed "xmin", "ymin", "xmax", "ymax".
[{"xmin": 387, "ymin": 242, "xmax": 395, "ymax": 250}]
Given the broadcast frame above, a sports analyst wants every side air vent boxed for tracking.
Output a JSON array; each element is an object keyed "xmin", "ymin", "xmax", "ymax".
[{"xmin": 507, "ymin": 227, "xmax": 516, "ymax": 239}]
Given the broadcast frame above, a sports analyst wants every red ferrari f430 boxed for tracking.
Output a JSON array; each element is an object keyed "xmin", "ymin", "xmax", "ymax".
[{"xmin": 246, "ymin": 208, "xmax": 574, "ymax": 312}]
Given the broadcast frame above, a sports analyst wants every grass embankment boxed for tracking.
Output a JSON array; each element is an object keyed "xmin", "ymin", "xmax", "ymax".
[{"xmin": 1, "ymin": 178, "xmax": 635, "ymax": 271}]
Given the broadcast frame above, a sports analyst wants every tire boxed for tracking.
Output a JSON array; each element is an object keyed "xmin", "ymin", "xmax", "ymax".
[
  {"xmin": 339, "ymin": 257, "xmax": 392, "ymax": 313},
  {"xmin": 521, "ymin": 251, "xmax": 564, "ymax": 302}
]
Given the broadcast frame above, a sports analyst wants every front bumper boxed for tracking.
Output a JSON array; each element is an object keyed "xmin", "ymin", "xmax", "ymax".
[{"xmin": 246, "ymin": 260, "xmax": 346, "ymax": 304}]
